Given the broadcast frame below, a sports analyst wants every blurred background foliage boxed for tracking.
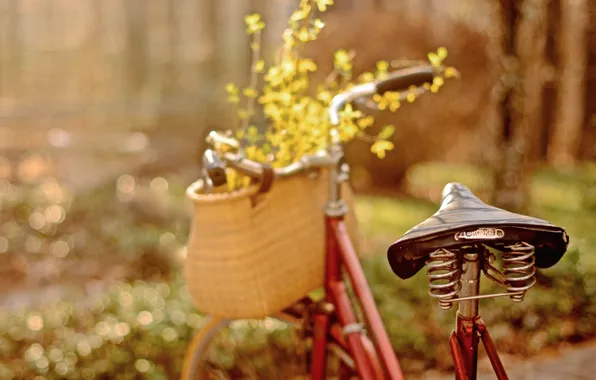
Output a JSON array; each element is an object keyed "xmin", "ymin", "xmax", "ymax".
[{"xmin": 0, "ymin": 0, "xmax": 595, "ymax": 378}]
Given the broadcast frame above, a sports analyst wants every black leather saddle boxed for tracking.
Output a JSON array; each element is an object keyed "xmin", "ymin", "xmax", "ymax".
[{"xmin": 387, "ymin": 183, "xmax": 569, "ymax": 280}]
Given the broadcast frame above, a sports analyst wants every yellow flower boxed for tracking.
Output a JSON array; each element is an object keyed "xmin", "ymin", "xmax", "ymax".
[
  {"xmin": 245, "ymin": 145, "xmax": 258, "ymax": 158},
  {"xmin": 316, "ymin": 90, "xmax": 332, "ymax": 104},
  {"xmin": 243, "ymin": 87, "xmax": 258, "ymax": 98},
  {"xmin": 298, "ymin": 58, "xmax": 317, "ymax": 73},
  {"xmin": 282, "ymin": 28, "xmax": 295, "ymax": 49},
  {"xmin": 253, "ymin": 60, "xmax": 265, "ymax": 73},
  {"xmin": 374, "ymin": 92, "xmax": 400, "ymax": 111},
  {"xmin": 357, "ymin": 116, "xmax": 374, "ymax": 129},
  {"xmin": 378, "ymin": 125, "xmax": 395, "ymax": 140},
  {"xmin": 216, "ymin": 2, "xmax": 458, "ymax": 191},
  {"xmin": 265, "ymin": 67, "xmax": 283, "ymax": 87},
  {"xmin": 370, "ymin": 140, "xmax": 394, "ymax": 159},
  {"xmin": 334, "ymin": 49, "xmax": 352, "ymax": 72},
  {"xmin": 428, "ymin": 46, "xmax": 448, "ymax": 68},
  {"xmin": 290, "ymin": 4, "xmax": 312, "ymax": 21},
  {"xmin": 247, "ymin": 125, "xmax": 259, "ymax": 137},
  {"xmin": 389, "ymin": 99, "xmax": 401, "ymax": 112},
  {"xmin": 339, "ymin": 103, "xmax": 362, "ymax": 121},
  {"xmin": 245, "ymin": 13, "xmax": 265, "ymax": 35},
  {"xmin": 289, "ymin": 77, "xmax": 308, "ymax": 92},
  {"xmin": 226, "ymin": 83, "xmax": 240, "ymax": 103},
  {"xmin": 376, "ymin": 60, "xmax": 389, "ymax": 75},
  {"xmin": 225, "ymin": 82, "xmax": 238, "ymax": 95},
  {"xmin": 281, "ymin": 57, "xmax": 297, "ymax": 75},
  {"xmin": 445, "ymin": 66, "xmax": 460, "ymax": 78},
  {"xmin": 315, "ymin": 0, "xmax": 334, "ymax": 12},
  {"xmin": 225, "ymin": 168, "xmax": 238, "ymax": 192},
  {"xmin": 263, "ymin": 104, "xmax": 282, "ymax": 122},
  {"xmin": 279, "ymin": 91, "xmax": 293, "ymax": 106},
  {"xmin": 313, "ymin": 18, "xmax": 325, "ymax": 29},
  {"xmin": 297, "ymin": 27, "xmax": 311, "ymax": 42},
  {"xmin": 359, "ymin": 72, "xmax": 375, "ymax": 83},
  {"xmin": 339, "ymin": 121, "xmax": 359, "ymax": 140}
]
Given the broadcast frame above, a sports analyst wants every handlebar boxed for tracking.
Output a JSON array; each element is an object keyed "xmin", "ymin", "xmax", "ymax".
[
  {"xmin": 208, "ymin": 130, "xmax": 334, "ymax": 181},
  {"xmin": 328, "ymin": 64, "xmax": 435, "ymax": 125},
  {"xmin": 375, "ymin": 65, "xmax": 435, "ymax": 94},
  {"xmin": 204, "ymin": 65, "xmax": 439, "ymax": 187}
]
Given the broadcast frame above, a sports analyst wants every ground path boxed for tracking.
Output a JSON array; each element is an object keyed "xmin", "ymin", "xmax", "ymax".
[{"xmin": 422, "ymin": 339, "xmax": 596, "ymax": 379}]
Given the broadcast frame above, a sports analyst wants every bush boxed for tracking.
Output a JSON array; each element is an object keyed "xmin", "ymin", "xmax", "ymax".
[
  {"xmin": 0, "ymin": 275, "xmax": 199, "ymax": 379},
  {"xmin": 0, "ymin": 174, "xmax": 189, "ymax": 287},
  {"xmin": 0, "ymin": 174, "xmax": 195, "ymax": 379}
]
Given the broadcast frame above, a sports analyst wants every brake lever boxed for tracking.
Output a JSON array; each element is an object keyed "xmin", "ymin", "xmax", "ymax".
[
  {"xmin": 206, "ymin": 131, "xmax": 241, "ymax": 152},
  {"xmin": 202, "ymin": 149, "xmax": 228, "ymax": 187}
]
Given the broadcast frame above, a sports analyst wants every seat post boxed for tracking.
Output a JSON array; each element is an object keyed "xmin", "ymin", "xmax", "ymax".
[
  {"xmin": 454, "ymin": 250, "xmax": 482, "ymax": 380},
  {"xmin": 459, "ymin": 251, "xmax": 481, "ymax": 318}
]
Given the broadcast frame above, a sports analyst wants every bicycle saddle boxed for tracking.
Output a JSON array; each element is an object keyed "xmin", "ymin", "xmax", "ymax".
[{"xmin": 387, "ymin": 182, "xmax": 569, "ymax": 279}]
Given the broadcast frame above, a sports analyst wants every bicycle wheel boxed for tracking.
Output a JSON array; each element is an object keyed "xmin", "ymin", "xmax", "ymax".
[
  {"xmin": 180, "ymin": 312, "xmax": 359, "ymax": 379},
  {"xmin": 180, "ymin": 312, "xmax": 312, "ymax": 380}
]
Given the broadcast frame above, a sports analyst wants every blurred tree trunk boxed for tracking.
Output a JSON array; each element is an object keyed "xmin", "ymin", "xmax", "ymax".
[
  {"xmin": 583, "ymin": 1, "xmax": 596, "ymax": 160},
  {"xmin": 142, "ymin": 0, "xmax": 218, "ymax": 174},
  {"xmin": 547, "ymin": 0, "xmax": 589, "ymax": 167},
  {"xmin": 537, "ymin": 0, "xmax": 559, "ymax": 161},
  {"xmin": 0, "ymin": 0, "xmax": 22, "ymax": 106},
  {"xmin": 492, "ymin": 0, "xmax": 548, "ymax": 213},
  {"xmin": 123, "ymin": 0, "xmax": 148, "ymax": 100}
]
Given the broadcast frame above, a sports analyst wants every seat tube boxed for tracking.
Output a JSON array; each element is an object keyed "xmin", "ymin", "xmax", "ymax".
[{"xmin": 455, "ymin": 251, "xmax": 481, "ymax": 380}]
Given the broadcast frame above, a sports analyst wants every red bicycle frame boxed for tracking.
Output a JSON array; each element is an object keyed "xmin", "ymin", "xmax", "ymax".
[
  {"xmin": 450, "ymin": 315, "xmax": 508, "ymax": 380},
  {"xmin": 306, "ymin": 213, "xmax": 405, "ymax": 380},
  {"xmin": 449, "ymin": 252, "xmax": 509, "ymax": 380}
]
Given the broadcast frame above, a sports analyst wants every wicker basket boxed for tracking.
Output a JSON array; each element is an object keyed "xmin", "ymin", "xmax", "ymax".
[{"xmin": 184, "ymin": 170, "xmax": 360, "ymax": 319}]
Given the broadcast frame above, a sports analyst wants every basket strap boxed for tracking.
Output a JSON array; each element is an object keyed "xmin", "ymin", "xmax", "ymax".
[{"xmin": 257, "ymin": 163, "xmax": 275, "ymax": 194}]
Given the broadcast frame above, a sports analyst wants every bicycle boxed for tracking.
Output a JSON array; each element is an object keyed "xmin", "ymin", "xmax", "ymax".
[
  {"xmin": 180, "ymin": 64, "xmax": 570, "ymax": 380},
  {"xmin": 181, "ymin": 65, "xmax": 438, "ymax": 380},
  {"xmin": 387, "ymin": 182, "xmax": 569, "ymax": 379}
]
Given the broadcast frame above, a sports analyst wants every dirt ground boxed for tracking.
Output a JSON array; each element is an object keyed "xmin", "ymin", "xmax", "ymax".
[{"xmin": 421, "ymin": 339, "xmax": 596, "ymax": 380}]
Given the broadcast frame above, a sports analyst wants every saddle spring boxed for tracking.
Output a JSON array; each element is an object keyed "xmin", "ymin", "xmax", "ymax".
[
  {"xmin": 425, "ymin": 248, "xmax": 462, "ymax": 310},
  {"xmin": 501, "ymin": 241, "xmax": 536, "ymax": 301}
]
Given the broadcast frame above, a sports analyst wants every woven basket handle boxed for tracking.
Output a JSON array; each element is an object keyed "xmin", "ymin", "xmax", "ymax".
[
  {"xmin": 256, "ymin": 163, "xmax": 275, "ymax": 194},
  {"xmin": 247, "ymin": 163, "xmax": 275, "ymax": 209}
]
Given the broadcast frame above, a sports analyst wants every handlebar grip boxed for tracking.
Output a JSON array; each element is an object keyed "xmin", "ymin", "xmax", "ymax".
[
  {"xmin": 375, "ymin": 66, "xmax": 435, "ymax": 95},
  {"xmin": 202, "ymin": 149, "xmax": 227, "ymax": 187}
]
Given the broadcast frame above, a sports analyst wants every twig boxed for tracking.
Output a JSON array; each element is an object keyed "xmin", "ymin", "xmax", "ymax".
[{"xmin": 242, "ymin": 30, "xmax": 263, "ymax": 132}]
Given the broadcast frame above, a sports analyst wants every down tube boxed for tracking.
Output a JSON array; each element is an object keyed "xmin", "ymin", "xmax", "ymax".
[
  {"xmin": 326, "ymin": 218, "xmax": 377, "ymax": 380},
  {"xmin": 330, "ymin": 218, "xmax": 405, "ymax": 380}
]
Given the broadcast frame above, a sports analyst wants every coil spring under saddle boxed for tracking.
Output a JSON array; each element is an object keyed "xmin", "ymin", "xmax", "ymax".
[
  {"xmin": 425, "ymin": 248, "xmax": 462, "ymax": 310},
  {"xmin": 502, "ymin": 241, "xmax": 536, "ymax": 301}
]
